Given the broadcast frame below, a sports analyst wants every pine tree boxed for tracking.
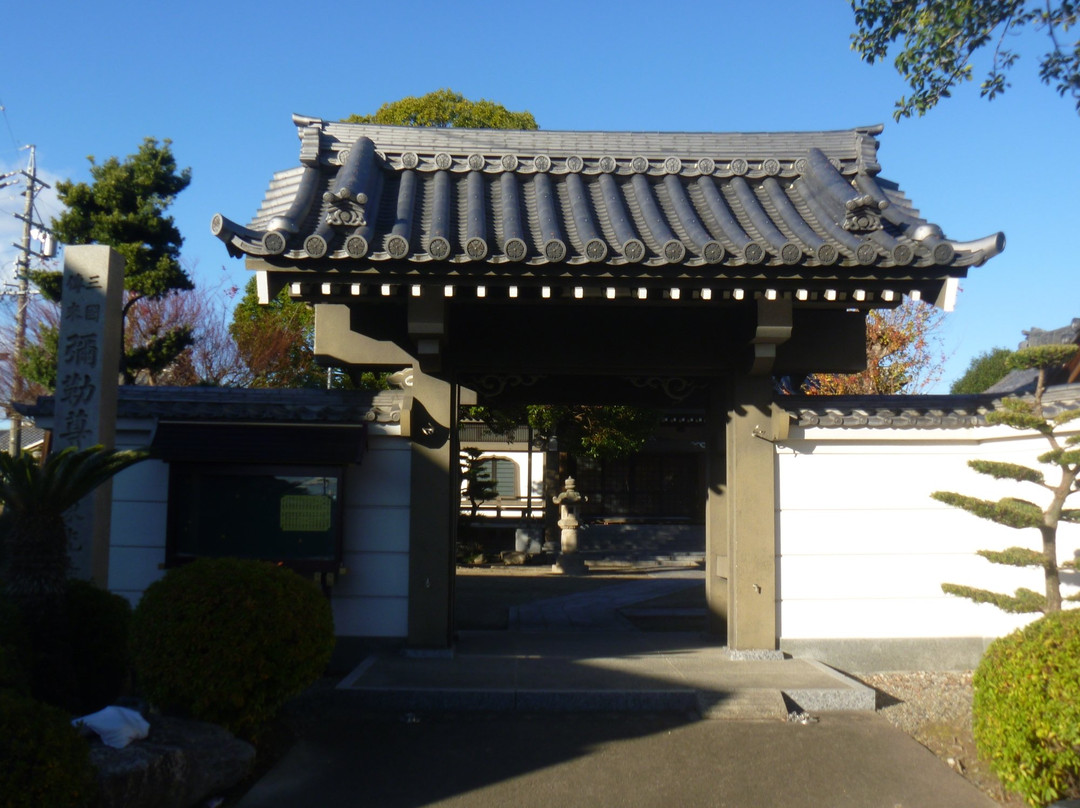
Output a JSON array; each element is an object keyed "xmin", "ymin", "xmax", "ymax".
[
  {"xmin": 934, "ymin": 344, "xmax": 1080, "ymax": 613},
  {"xmin": 28, "ymin": 138, "xmax": 194, "ymax": 385}
]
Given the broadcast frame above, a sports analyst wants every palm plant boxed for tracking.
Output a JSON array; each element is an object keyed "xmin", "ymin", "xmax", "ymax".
[
  {"xmin": 1, "ymin": 445, "xmax": 147, "ymax": 603},
  {"xmin": 1, "ymin": 445, "xmax": 146, "ymax": 710}
]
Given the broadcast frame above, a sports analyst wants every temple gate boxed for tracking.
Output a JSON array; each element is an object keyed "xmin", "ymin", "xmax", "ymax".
[{"xmin": 213, "ymin": 117, "xmax": 1003, "ymax": 650}]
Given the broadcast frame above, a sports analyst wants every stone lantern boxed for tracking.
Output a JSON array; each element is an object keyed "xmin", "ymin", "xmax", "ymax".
[{"xmin": 552, "ymin": 477, "xmax": 586, "ymax": 575}]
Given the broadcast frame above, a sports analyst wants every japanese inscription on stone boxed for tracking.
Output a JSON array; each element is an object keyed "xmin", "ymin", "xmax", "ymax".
[{"xmin": 54, "ymin": 245, "xmax": 124, "ymax": 584}]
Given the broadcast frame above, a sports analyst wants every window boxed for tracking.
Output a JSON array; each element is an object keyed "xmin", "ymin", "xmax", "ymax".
[
  {"xmin": 481, "ymin": 457, "xmax": 518, "ymax": 499},
  {"xmin": 167, "ymin": 463, "xmax": 344, "ymax": 572}
]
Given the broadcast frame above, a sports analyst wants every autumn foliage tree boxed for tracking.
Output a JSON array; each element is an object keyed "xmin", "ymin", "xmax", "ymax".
[
  {"xmin": 228, "ymin": 277, "xmax": 325, "ymax": 389},
  {"xmin": 800, "ymin": 297, "xmax": 947, "ymax": 395},
  {"xmin": 934, "ymin": 344, "xmax": 1080, "ymax": 613}
]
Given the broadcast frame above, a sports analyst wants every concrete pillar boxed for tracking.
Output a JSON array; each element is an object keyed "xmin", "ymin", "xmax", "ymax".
[
  {"xmin": 724, "ymin": 375, "xmax": 779, "ymax": 650},
  {"xmin": 405, "ymin": 371, "xmax": 459, "ymax": 648}
]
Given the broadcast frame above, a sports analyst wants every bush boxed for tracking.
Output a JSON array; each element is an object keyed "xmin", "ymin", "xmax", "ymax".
[
  {"xmin": 0, "ymin": 689, "xmax": 98, "ymax": 808},
  {"xmin": 130, "ymin": 558, "xmax": 335, "ymax": 738},
  {"xmin": 0, "ymin": 580, "xmax": 132, "ymax": 713},
  {"xmin": 973, "ymin": 609, "xmax": 1080, "ymax": 806},
  {"xmin": 0, "ymin": 588, "xmax": 31, "ymax": 694},
  {"xmin": 66, "ymin": 579, "xmax": 132, "ymax": 714}
]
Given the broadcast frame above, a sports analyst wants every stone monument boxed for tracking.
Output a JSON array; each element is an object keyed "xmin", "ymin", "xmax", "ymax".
[{"xmin": 53, "ymin": 245, "xmax": 123, "ymax": 585}]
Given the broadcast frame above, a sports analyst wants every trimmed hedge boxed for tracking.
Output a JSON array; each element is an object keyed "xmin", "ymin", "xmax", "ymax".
[
  {"xmin": 66, "ymin": 579, "xmax": 132, "ymax": 713},
  {"xmin": 131, "ymin": 558, "xmax": 335, "ymax": 738},
  {"xmin": 0, "ymin": 689, "xmax": 98, "ymax": 808},
  {"xmin": 973, "ymin": 609, "xmax": 1080, "ymax": 806}
]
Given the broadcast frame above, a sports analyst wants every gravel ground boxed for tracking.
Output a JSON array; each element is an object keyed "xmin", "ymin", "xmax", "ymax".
[
  {"xmin": 861, "ymin": 671, "xmax": 975, "ymax": 736},
  {"xmin": 859, "ymin": 671, "xmax": 1027, "ymax": 807}
]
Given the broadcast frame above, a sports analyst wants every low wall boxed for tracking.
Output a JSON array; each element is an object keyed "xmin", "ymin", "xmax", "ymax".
[{"xmin": 776, "ymin": 422, "xmax": 1080, "ymax": 670}]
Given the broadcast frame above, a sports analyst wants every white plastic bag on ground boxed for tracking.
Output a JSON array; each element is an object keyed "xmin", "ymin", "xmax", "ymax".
[{"xmin": 72, "ymin": 705, "xmax": 150, "ymax": 749}]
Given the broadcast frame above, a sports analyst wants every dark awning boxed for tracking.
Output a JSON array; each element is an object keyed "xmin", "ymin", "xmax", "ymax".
[{"xmin": 151, "ymin": 422, "xmax": 367, "ymax": 465}]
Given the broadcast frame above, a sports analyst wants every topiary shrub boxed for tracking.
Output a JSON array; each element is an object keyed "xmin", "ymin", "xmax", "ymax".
[
  {"xmin": 973, "ymin": 609, "xmax": 1080, "ymax": 806},
  {"xmin": 0, "ymin": 689, "xmax": 98, "ymax": 808},
  {"xmin": 130, "ymin": 558, "xmax": 335, "ymax": 738},
  {"xmin": 66, "ymin": 579, "xmax": 132, "ymax": 714}
]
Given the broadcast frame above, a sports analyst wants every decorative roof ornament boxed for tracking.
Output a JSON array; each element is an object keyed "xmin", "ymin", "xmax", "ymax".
[
  {"xmin": 842, "ymin": 194, "xmax": 887, "ymax": 234},
  {"xmin": 324, "ymin": 188, "xmax": 367, "ymax": 228}
]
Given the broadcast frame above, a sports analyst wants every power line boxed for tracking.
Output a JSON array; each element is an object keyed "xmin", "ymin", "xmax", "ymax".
[{"xmin": 0, "ymin": 97, "xmax": 22, "ymax": 154}]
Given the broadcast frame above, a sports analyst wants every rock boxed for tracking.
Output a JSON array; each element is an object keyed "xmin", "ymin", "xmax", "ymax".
[
  {"xmin": 501, "ymin": 551, "xmax": 529, "ymax": 565},
  {"xmin": 90, "ymin": 715, "xmax": 255, "ymax": 808}
]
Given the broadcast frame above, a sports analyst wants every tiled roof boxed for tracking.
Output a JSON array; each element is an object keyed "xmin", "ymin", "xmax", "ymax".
[
  {"xmin": 212, "ymin": 117, "xmax": 1003, "ymax": 286},
  {"xmin": 784, "ymin": 384, "xmax": 1080, "ymax": 428},
  {"xmin": 0, "ymin": 423, "xmax": 46, "ymax": 451},
  {"xmin": 16, "ymin": 386, "xmax": 404, "ymax": 425},
  {"xmin": 985, "ymin": 317, "xmax": 1080, "ymax": 394}
]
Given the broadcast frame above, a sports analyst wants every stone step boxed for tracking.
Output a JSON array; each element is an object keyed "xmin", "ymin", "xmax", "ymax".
[{"xmin": 697, "ymin": 689, "xmax": 789, "ymax": 721}]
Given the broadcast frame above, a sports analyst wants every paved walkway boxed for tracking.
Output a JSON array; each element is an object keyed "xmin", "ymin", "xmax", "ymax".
[
  {"xmin": 234, "ymin": 568, "xmax": 998, "ymax": 808},
  {"xmin": 510, "ymin": 568, "xmax": 704, "ymax": 630}
]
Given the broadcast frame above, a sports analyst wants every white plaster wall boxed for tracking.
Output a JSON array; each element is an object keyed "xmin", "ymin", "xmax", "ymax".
[
  {"xmin": 335, "ymin": 432, "xmax": 410, "ymax": 637},
  {"xmin": 104, "ymin": 423, "xmax": 411, "ymax": 638},
  {"xmin": 777, "ymin": 424, "xmax": 1080, "ymax": 643},
  {"xmin": 108, "ymin": 424, "xmax": 167, "ymax": 605}
]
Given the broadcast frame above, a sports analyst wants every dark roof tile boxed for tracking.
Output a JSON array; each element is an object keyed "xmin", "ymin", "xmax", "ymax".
[{"xmin": 212, "ymin": 118, "xmax": 1003, "ymax": 278}]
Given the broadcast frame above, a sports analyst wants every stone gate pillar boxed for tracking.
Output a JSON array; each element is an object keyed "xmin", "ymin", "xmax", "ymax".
[
  {"xmin": 404, "ymin": 371, "xmax": 459, "ymax": 648},
  {"xmin": 706, "ymin": 375, "xmax": 780, "ymax": 650}
]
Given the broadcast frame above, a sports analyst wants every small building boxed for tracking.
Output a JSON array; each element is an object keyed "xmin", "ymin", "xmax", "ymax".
[{"xmin": 20, "ymin": 386, "xmax": 413, "ymax": 639}]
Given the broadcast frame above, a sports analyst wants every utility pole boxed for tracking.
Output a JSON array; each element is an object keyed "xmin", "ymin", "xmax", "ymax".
[{"xmin": 4, "ymin": 145, "xmax": 51, "ymax": 455}]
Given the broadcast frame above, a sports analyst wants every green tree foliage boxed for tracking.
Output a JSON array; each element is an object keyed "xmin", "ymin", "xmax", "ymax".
[
  {"xmin": 800, "ymin": 298, "xmax": 947, "ymax": 394},
  {"xmin": 851, "ymin": 0, "xmax": 1080, "ymax": 119},
  {"xmin": 933, "ymin": 344, "xmax": 1080, "ymax": 613},
  {"xmin": 467, "ymin": 403, "xmax": 660, "ymax": 461},
  {"xmin": 343, "ymin": 88, "xmax": 538, "ymax": 129},
  {"xmin": 973, "ymin": 609, "xmax": 1080, "ymax": 806},
  {"xmin": 950, "ymin": 346, "xmax": 1016, "ymax": 393},
  {"xmin": 527, "ymin": 404, "xmax": 660, "ymax": 460},
  {"xmin": 29, "ymin": 138, "xmax": 194, "ymax": 385}
]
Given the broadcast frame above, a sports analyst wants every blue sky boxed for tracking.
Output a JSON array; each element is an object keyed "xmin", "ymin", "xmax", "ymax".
[{"xmin": 1, "ymin": 0, "xmax": 1076, "ymax": 394}]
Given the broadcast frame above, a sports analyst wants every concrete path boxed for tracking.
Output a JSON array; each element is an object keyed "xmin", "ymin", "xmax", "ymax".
[
  {"xmin": 234, "ymin": 569, "xmax": 997, "ymax": 807},
  {"xmin": 510, "ymin": 568, "xmax": 704, "ymax": 630},
  {"xmin": 237, "ymin": 709, "xmax": 996, "ymax": 808}
]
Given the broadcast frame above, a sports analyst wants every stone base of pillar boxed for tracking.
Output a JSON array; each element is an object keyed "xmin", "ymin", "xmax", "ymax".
[
  {"xmin": 727, "ymin": 648, "xmax": 785, "ymax": 661},
  {"xmin": 551, "ymin": 554, "xmax": 587, "ymax": 575}
]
